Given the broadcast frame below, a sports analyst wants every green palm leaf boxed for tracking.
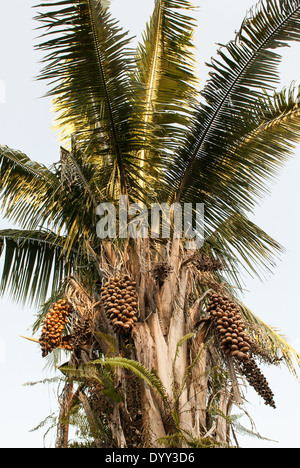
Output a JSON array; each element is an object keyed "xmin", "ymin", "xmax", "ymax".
[
  {"xmin": 0, "ymin": 229, "xmax": 75, "ymax": 306},
  {"xmin": 230, "ymin": 84, "xmax": 300, "ymax": 202},
  {"xmin": 205, "ymin": 211, "xmax": 284, "ymax": 283},
  {"xmin": 134, "ymin": 0, "xmax": 199, "ymax": 199},
  {"xmin": 0, "ymin": 145, "xmax": 58, "ymax": 228},
  {"xmin": 0, "ymin": 144, "xmax": 103, "ymax": 258},
  {"xmin": 164, "ymin": 82, "xmax": 300, "ymax": 284},
  {"xmin": 134, "ymin": 0, "xmax": 198, "ymax": 162},
  {"xmin": 60, "ymin": 356, "xmax": 169, "ymax": 403},
  {"xmin": 35, "ymin": 0, "xmax": 142, "ymax": 198},
  {"xmin": 168, "ymin": 0, "xmax": 300, "ymax": 208},
  {"xmin": 0, "ymin": 145, "xmax": 54, "ymax": 182}
]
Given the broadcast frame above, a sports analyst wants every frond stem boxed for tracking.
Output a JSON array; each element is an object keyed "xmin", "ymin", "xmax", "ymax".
[{"xmin": 87, "ymin": 0, "xmax": 128, "ymax": 195}]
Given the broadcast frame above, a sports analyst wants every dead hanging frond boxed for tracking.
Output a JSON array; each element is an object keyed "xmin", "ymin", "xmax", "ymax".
[
  {"xmin": 237, "ymin": 301, "xmax": 300, "ymax": 379},
  {"xmin": 99, "ymin": 241, "xmax": 127, "ymax": 276},
  {"xmin": 193, "ymin": 269, "xmax": 227, "ymax": 293},
  {"xmin": 93, "ymin": 331, "xmax": 118, "ymax": 356},
  {"xmin": 245, "ymin": 321, "xmax": 281, "ymax": 365},
  {"xmin": 65, "ymin": 276, "xmax": 96, "ymax": 327}
]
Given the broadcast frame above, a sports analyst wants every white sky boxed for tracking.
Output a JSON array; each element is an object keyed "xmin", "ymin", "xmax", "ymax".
[{"xmin": 0, "ymin": 0, "xmax": 299, "ymax": 448}]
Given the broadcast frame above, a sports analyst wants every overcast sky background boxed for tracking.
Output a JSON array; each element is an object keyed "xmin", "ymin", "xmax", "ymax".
[{"xmin": 0, "ymin": 0, "xmax": 299, "ymax": 448}]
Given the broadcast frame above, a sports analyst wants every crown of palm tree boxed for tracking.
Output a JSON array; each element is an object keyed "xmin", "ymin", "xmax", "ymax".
[{"xmin": 1, "ymin": 0, "xmax": 300, "ymax": 373}]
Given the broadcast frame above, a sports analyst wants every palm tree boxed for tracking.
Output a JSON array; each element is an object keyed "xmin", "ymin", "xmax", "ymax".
[{"xmin": 1, "ymin": 0, "xmax": 300, "ymax": 448}]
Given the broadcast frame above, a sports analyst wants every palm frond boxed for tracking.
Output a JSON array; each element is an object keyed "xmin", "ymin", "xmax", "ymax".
[
  {"xmin": 134, "ymin": 0, "xmax": 199, "ymax": 182},
  {"xmin": 59, "ymin": 361, "xmax": 122, "ymax": 403},
  {"xmin": 95, "ymin": 356, "xmax": 169, "ymax": 403},
  {"xmin": 228, "ymin": 83, "xmax": 300, "ymax": 203},
  {"xmin": 204, "ymin": 211, "xmax": 284, "ymax": 283},
  {"xmin": 35, "ymin": 0, "xmax": 141, "ymax": 198},
  {"xmin": 0, "ymin": 143, "xmax": 104, "ymax": 260},
  {"xmin": 239, "ymin": 302, "xmax": 300, "ymax": 378},
  {"xmin": 168, "ymin": 0, "xmax": 300, "ymax": 207},
  {"xmin": 59, "ymin": 145, "xmax": 99, "ymax": 209},
  {"xmin": 0, "ymin": 145, "xmax": 59, "ymax": 228},
  {"xmin": 163, "ymin": 81, "xmax": 300, "ymax": 286},
  {"xmin": 0, "ymin": 145, "xmax": 54, "ymax": 182},
  {"xmin": 0, "ymin": 145, "xmax": 60, "ymax": 230},
  {"xmin": 60, "ymin": 355, "xmax": 169, "ymax": 404},
  {"xmin": 0, "ymin": 229, "xmax": 75, "ymax": 306}
]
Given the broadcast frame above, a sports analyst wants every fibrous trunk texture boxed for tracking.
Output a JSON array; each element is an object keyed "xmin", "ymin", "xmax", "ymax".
[
  {"xmin": 53, "ymin": 238, "xmax": 248, "ymax": 448},
  {"xmin": 95, "ymin": 238, "xmax": 230, "ymax": 448}
]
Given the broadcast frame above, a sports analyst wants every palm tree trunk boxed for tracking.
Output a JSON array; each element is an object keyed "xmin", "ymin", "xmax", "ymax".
[
  {"xmin": 127, "ymin": 237, "xmax": 211, "ymax": 447},
  {"xmin": 67, "ymin": 238, "xmax": 233, "ymax": 448},
  {"xmin": 55, "ymin": 380, "xmax": 74, "ymax": 448}
]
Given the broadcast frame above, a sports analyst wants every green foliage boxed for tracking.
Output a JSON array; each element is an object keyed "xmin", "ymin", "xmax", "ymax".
[
  {"xmin": 0, "ymin": 229, "xmax": 74, "ymax": 306},
  {"xmin": 158, "ymin": 432, "xmax": 226, "ymax": 448},
  {"xmin": 134, "ymin": 0, "xmax": 199, "ymax": 149},
  {"xmin": 0, "ymin": 0, "xmax": 300, "ymax": 426},
  {"xmin": 167, "ymin": 0, "xmax": 300, "ymax": 206},
  {"xmin": 60, "ymin": 360, "xmax": 122, "ymax": 402},
  {"xmin": 232, "ymin": 420, "xmax": 277, "ymax": 443},
  {"xmin": 60, "ymin": 355, "xmax": 169, "ymax": 405},
  {"xmin": 35, "ymin": 0, "xmax": 142, "ymax": 200},
  {"xmin": 2, "ymin": 0, "xmax": 300, "ymax": 305},
  {"xmin": 98, "ymin": 356, "xmax": 169, "ymax": 402}
]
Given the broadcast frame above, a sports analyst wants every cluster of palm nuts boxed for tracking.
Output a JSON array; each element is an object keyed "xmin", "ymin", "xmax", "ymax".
[
  {"xmin": 207, "ymin": 292, "xmax": 251, "ymax": 361},
  {"xmin": 240, "ymin": 358, "xmax": 276, "ymax": 408},
  {"xmin": 101, "ymin": 275, "xmax": 138, "ymax": 335},
  {"xmin": 207, "ymin": 292, "xmax": 276, "ymax": 408},
  {"xmin": 39, "ymin": 299, "xmax": 72, "ymax": 357}
]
